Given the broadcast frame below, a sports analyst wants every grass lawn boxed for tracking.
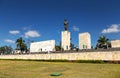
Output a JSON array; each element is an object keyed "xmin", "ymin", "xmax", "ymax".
[{"xmin": 0, "ymin": 60, "xmax": 120, "ymax": 78}]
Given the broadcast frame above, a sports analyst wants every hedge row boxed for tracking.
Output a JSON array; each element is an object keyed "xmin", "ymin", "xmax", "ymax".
[{"xmin": 1, "ymin": 59, "xmax": 120, "ymax": 64}]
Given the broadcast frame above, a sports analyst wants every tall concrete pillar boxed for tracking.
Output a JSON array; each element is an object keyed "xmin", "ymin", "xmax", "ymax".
[{"xmin": 61, "ymin": 31, "xmax": 70, "ymax": 50}]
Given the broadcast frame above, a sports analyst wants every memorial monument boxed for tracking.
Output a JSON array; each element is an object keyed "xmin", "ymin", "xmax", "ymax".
[
  {"xmin": 111, "ymin": 40, "xmax": 120, "ymax": 48},
  {"xmin": 79, "ymin": 32, "xmax": 91, "ymax": 49},
  {"xmin": 30, "ymin": 40, "xmax": 55, "ymax": 53},
  {"xmin": 61, "ymin": 19, "xmax": 70, "ymax": 50}
]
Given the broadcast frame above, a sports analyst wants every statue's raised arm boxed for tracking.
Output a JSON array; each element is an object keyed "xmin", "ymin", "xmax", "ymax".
[{"xmin": 64, "ymin": 19, "xmax": 68, "ymax": 31}]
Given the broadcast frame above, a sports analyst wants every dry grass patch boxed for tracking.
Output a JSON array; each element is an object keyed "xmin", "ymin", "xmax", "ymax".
[{"xmin": 0, "ymin": 60, "xmax": 120, "ymax": 78}]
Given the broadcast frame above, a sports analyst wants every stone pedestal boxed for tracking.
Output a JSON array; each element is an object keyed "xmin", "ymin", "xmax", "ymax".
[{"xmin": 61, "ymin": 31, "xmax": 70, "ymax": 50}]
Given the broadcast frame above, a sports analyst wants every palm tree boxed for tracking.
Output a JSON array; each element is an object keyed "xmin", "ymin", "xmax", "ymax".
[
  {"xmin": 96, "ymin": 36, "xmax": 111, "ymax": 49},
  {"xmin": 70, "ymin": 43, "xmax": 74, "ymax": 50},
  {"xmin": 16, "ymin": 37, "xmax": 27, "ymax": 53}
]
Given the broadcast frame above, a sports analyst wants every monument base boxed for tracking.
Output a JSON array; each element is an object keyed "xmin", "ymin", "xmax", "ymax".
[{"xmin": 61, "ymin": 31, "xmax": 70, "ymax": 50}]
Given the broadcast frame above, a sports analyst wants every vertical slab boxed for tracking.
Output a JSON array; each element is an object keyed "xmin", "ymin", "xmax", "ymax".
[
  {"xmin": 30, "ymin": 40, "xmax": 55, "ymax": 53},
  {"xmin": 111, "ymin": 40, "xmax": 120, "ymax": 48},
  {"xmin": 79, "ymin": 32, "xmax": 91, "ymax": 49},
  {"xmin": 61, "ymin": 31, "xmax": 70, "ymax": 50}
]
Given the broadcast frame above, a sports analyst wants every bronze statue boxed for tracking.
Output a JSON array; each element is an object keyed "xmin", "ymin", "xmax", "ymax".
[{"xmin": 64, "ymin": 19, "xmax": 68, "ymax": 31}]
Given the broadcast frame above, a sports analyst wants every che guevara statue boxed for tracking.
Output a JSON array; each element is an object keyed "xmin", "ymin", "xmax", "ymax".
[{"xmin": 64, "ymin": 19, "xmax": 68, "ymax": 31}]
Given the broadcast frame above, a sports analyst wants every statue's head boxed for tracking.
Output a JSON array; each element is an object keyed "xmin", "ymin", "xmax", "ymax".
[
  {"xmin": 64, "ymin": 19, "xmax": 68, "ymax": 26},
  {"xmin": 64, "ymin": 19, "xmax": 68, "ymax": 31}
]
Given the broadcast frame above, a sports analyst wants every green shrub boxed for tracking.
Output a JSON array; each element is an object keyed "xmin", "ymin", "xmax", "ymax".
[{"xmin": 1, "ymin": 59, "xmax": 120, "ymax": 64}]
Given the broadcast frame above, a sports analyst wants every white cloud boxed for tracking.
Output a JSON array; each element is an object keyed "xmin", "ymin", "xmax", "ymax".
[
  {"xmin": 9, "ymin": 30, "xmax": 20, "ymax": 35},
  {"xmin": 22, "ymin": 25, "xmax": 33, "ymax": 30},
  {"xmin": 72, "ymin": 26, "xmax": 79, "ymax": 31},
  {"xmin": 25, "ymin": 30, "xmax": 40, "ymax": 38},
  {"xmin": 101, "ymin": 24, "xmax": 120, "ymax": 34},
  {"xmin": 4, "ymin": 39, "xmax": 15, "ymax": 44},
  {"xmin": 23, "ymin": 27, "xmax": 28, "ymax": 30}
]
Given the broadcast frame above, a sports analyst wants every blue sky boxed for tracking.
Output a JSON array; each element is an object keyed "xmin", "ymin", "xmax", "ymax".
[{"xmin": 0, "ymin": 0, "xmax": 120, "ymax": 48}]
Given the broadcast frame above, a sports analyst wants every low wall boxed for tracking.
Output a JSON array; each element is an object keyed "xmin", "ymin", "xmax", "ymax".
[{"xmin": 0, "ymin": 51, "xmax": 120, "ymax": 61}]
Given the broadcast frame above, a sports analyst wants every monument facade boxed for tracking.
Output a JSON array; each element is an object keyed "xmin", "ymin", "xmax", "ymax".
[
  {"xmin": 30, "ymin": 40, "xmax": 55, "ymax": 53},
  {"xmin": 61, "ymin": 19, "xmax": 70, "ymax": 50},
  {"xmin": 111, "ymin": 40, "xmax": 120, "ymax": 48},
  {"xmin": 79, "ymin": 32, "xmax": 91, "ymax": 49}
]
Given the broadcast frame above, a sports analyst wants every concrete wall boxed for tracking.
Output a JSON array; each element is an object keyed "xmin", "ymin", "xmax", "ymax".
[
  {"xmin": 0, "ymin": 51, "xmax": 120, "ymax": 61},
  {"xmin": 30, "ymin": 40, "xmax": 55, "ymax": 52}
]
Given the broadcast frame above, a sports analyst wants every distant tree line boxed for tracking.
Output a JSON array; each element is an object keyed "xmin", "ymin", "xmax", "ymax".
[
  {"xmin": 0, "ymin": 37, "xmax": 28, "ymax": 55},
  {"xmin": 0, "ymin": 46, "xmax": 13, "ymax": 55}
]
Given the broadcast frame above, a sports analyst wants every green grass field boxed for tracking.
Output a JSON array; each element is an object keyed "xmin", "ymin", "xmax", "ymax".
[{"xmin": 0, "ymin": 60, "xmax": 120, "ymax": 78}]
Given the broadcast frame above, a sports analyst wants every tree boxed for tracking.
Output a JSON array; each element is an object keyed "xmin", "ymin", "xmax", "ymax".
[
  {"xmin": 55, "ymin": 45, "xmax": 61, "ymax": 51},
  {"xmin": 96, "ymin": 36, "xmax": 111, "ymax": 49},
  {"xmin": 0, "ymin": 46, "xmax": 13, "ymax": 54},
  {"xmin": 0, "ymin": 47, "xmax": 5, "ymax": 54},
  {"xmin": 16, "ymin": 37, "xmax": 27, "ymax": 53},
  {"xmin": 70, "ymin": 43, "xmax": 74, "ymax": 50},
  {"xmin": 4, "ymin": 46, "xmax": 13, "ymax": 54},
  {"xmin": 55, "ymin": 41, "xmax": 61, "ymax": 51}
]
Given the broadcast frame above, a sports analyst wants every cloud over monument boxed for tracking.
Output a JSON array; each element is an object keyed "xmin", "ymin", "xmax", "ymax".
[
  {"xmin": 72, "ymin": 26, "xmax": 79, "ymax": 31},
  {"xmin": 101, "ymin": 24, "xmax": 120, "ymax": 34},
  {"xmin": 9, "ymin": 30, "xmax": 20, "ymax": 35},
  {"xmin": 25, "ymin": 30, "xmax": 40, "ymax": 38},
  {"xmin": 4, "ymin": 39, "xmax": 15, "ymax": 44}
]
